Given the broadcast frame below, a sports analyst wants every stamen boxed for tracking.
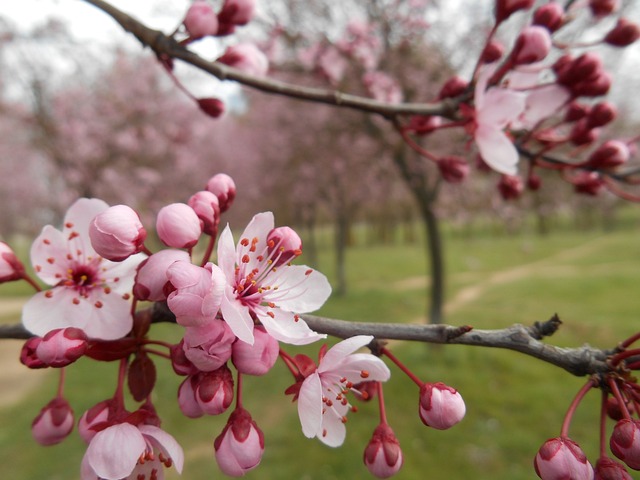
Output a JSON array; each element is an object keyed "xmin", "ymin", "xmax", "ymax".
[
  {"xmin": 47, "ymin": 257, "xmax": 55, "ymax": 264},
  {"xmin": 360, "ymin": 370, "xmax": 370, "ymax": 379},
  {"xmin": 240, "ymin": 238, "xmax": 249, "ymax": 247}
]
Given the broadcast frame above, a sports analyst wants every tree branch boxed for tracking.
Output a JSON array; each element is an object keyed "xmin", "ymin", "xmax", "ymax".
[{"xmin": 81, "ymin": 0, "xmax": 455, "ymax": 118}]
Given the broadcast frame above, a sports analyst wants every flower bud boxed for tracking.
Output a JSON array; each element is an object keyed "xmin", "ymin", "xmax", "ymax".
[
  {"xmin": 418, "ymin": 382, "xmax": 466, "ymax": 430},
  {"xmin": 214, "ymin": 407, "xmax": 264, "ymax": 477},
  {"xmin": 363, "ymin": 423, "xmax": 403, "ymax": 478},
  {"xmin": 606, "ymin": 396, "xmax": 634, "ymax": 422},
  {"xmin": 32, "ymin": 397, "xmax": 74, "ymax": 446},
  {"xmin": 481, "ymin": 39, "xmax": 505, "ymax": 63},
  {"xmin": 170, "ymin": 340, "xmax": 200, "ymax": 376},
  {"xmin": 438, "ymin": 76, "xmax": 468, "ymax": 99},
  {"xmin": 182, "ymin": 320, "xmax": 235, "ymax": 371},
  {"xmin": 610, "ymin": 419, "xmax": 640, "ymax": 470},
  {"xmin": 218, "ymin": 0, "xmax": 256, "ymax": 27},
  {"xmin": 527, "ymin": 173, "xmax": 542, "ymax": 191},
  {"xmin": 438, "ymin": 156, "xmax": 470, "ymax": 184},
  {"xmin": 78, "ymin": 399, "xmax": 115, "ymax": 443},
  {"xmin": 0, "ymin": 241, "xmax": 25, "ymax": 282},
  {"xmin": 206, "ymin": 173, "xmax": 236, "ymax": 213},
  {"xmin": 266, "ymin": 226, "xmax": 303, "ymax": 267},
  {"xmin": 565, "ymin": 102, "xmax": 591, "ymax": 122},
  {"xmin": 572, "ymin": 71, "xmax": 612, "ymax": 98},
  {"xmin": 512, "ymin": 26, "xmax": 552, "ymax": 65},
  {"xmin": 89, "ymin": 205, "xmax": 146, "ymax": 262},
  {"xmin": 232, "ymin": 326, "xmax": 279, "ymax": 376},
  {"xmin": 156, "ymin": 203, "xmax": 202, "ymax": 249},
  {"xmin": 188, "ymin": 191, "xmax": 220, "ymax": 236},
  {"xmin": 570, "ymin": 119, "xmax": 599, "ymax": 146},
  {"xmin": 534, "ymin": 437, "xmax": 594, "ymax": 479},
  {"xmin": 495, "ymin": 0, "xmax": 535, "ymax": 24},
  {"xmin": 533, "ymin": 3, "xmax": 564, "ymax": 32},
  {"xmin": 20, "ymin": 337, "xmax": 46, "ymax": 369},
  {"xmin": 195, "ymin": 366, "xmax": 234, "ymax": 415},
  {"xmin": 133, "ymin": 249, "xmax": 190, "ymax": 301},
  {"xmin": 183, "ymin": 0, "xmax": 219, "ymax": 39},
  {"xmin": 178, "ymin": 375, "xmax": 205, "ymax": 418},
  {"xmin": 217, "ymin": 44, "xmax": 268, "ymax": 77},
  {"xmin": 197, "ymin": 97, "xmax": 226, "ymax": 118},
  {"xmin": 595, "ymin": 457, "xmax": 632, "ymax": 479},
  {"xmin": 589, "ymin": 0, "xmax": 620, "ymax": 17},
  {"xmin": 407, "ymin": 115, "xmax": 442, "ymax": 135},
  {"xmin": 166, "ymin": 261, "xmax": 225, "ymax": 327},
  {"xmin": 587, "ymin": 140, "xmax": 630, "ymax": 169},
  {"xmin": 587, "ymin": 102, "xmax": 617, "ymax": 128},
  {"xmin": 604, "ymin": 18, "xmax": 640, "ymax": 47},
  {"xmin": 574, "ymin": 171, "xmax": 604, "ymax": 196},
  {"xmin": 498, "ymin": 175, "xmax": 524, "ymax": 201},
  {"xmin": 35, "ymin": 327, "xmax": 88, "ymax": 367},
  {"xmin": 556, "ymin": 53, "xmax": 602, "ymax": 87}
]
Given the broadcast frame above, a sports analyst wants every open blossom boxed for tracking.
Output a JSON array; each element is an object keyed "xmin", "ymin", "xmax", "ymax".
[
  {"xmin": 291, "ymin": 335, "xmax": 391, "ymax": 447},
  {"xmin": 22, "ymin": 198, "xmax": 142, "ymax": 340},
  {"xmin": 473, "ymin": 65, "xmax": 527, "ymax": 176},
  {"xmin": 217, "ymin": 212, "xmax": 331, "ymax": 345},
  {"xmin": 81, "ymin": 422, "xmax": 184, "ymax": 480}
]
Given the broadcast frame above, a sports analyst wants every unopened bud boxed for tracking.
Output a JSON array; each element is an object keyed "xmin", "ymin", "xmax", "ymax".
[
  {"xmin": 0, "ymin": 241, "xmax": 25, "ymax": 282},
  {"xmin": 512, "ymin": 26, "xmax": 552, "ymax": 65},
  {"xmin": 20, "ymin": 337, "xmax": 46, "ymax": 369},
  {"xmin": 418, "ymin": 382, "xmax": 466, "ymax": 430},
  {"xmin": 574, "ymin": 171, "xmax": 604, "ymax": 196},
  {"xmin": 565, "ymin": 102, "xmax": 591, "ymax": 122},
  {"xmin": 587, "ymin": 102, "xmax": 617, "ymax": 128},
  {"xmin": 156, "ymin": 203, "xmax": 202, "ymax": 249},
  {"xmin": 587, "ymin": 140, "xmax": 629, "ymax": 169},
  {"xmin": 438, "ymin": 156, "xmax": 470, "ymax": 184},
  {"xmin": 35, "ymin": 327, "xmax": 88, "ymax": 367},
  {"xmin": 481, "ymin": 39, "xmax": 505, "ymax": 63},
  {"xmin": 589, "ymin": 0, "xmax": 620, "ymax": 18},
  {"xmin": 572, "ymin": 70, "xmax": 612, "ymax": 98},
  {"xmin": 232, "ymin": 326, "xmax": 279, "ymax": 376},
  {"xmin": 170, "ymin": 340, "xmax": 200, "ymax": 376},
  {"xmin": 438, "ymin": 76, "xmax": 468, "ymax": 99},
  {"xmin": 570, "ymin": 119, "xmax": 599, "ymax": 146},
  {"xmin": 197, "ymin": 98, "xmax": 226, "ymax": 118},
  {"xmin": 604, "ymin": 18, "xmax": 640, "ymax": 47},
  {"xmin": 78, "ymin": 399, "xmax": 115, "ymax": 443},
  {"xmin": 610, "ymin": 419, "xmax": 640, "ymax": 470},
  {"xmin": 206, "ymin": 173, "xmax": 236, "ymax": 213},
  {"xmin": 195, "ymin": 365, "xmax": 234, "ymax": 415},
  {"xmin": 534, "ymin": 437, "xmax": 594, "ymax": 479},
  {"xmin": 32, "ymin": 397, "xmax": 74, "ymax": 446},
  {"xmin": 217, "ymin": 44, "xmax": 269, "ymax": 77},
  {"xmin": 89, "ymin": 205, "xmax": 146, "ymax": 262},
  {"xmin": 495, "ymin": 0, "xmax": 535, "ymax": 24},
  {"xmin": 527, "ymin": 173, "xmax": 542, "ymax": 191},
  {"xmin": 363, "ymin": 423, "xmax": 403, "ymax": 478},
  {"xmin": 498, "ymin": 175, "xmax": 524, "ymax": 201},
  {"xmin": 533, "ymin": 3, "xmax": 564, "ymax": 32},
  {"xmin": 267, "ymin": 226, "xmax": 302, "ymax": 267},
  {"xmin": 214, "ymin": 407, "xmax": 264, "ymax": 476},
  {"xmin": 188, "ymin": 191, "xmax": 220, "ymax": 236},
  {"xmin": 218, "ymin": 0, "xmax": 256, "ymax": 27},
  {"xmin": 594, "ymin": 456, "xmax": 632, "ymax": 479},
  {"xmin": 133, "ymin": 249, "xmax": 190, "ymax": 301},
  {"xmin": 183, "ymin": 0, "xmax": 219, "ymax": 39}
]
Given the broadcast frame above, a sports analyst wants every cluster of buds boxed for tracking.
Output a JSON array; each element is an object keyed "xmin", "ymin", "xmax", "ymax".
[
  {"xmin": 0, "ymin": 171, "xmax": 471, "ymax": 478},
  {"xmin": 534, "ymin": 330, "xmax": 640, "ymax": 479}
]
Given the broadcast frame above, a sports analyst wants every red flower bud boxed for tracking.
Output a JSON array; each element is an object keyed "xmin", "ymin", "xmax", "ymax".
[
  {"xmin": 195, "ymin": 365, "xmax": 234, "ymax": 415},
  {"xmin": 438, "ymin": 76, "xmax": 468, "ymax": 99},
  {"xmin": 495, "ymin": 0, "xmax": 535, "ymax": 24},
  {"xmin": 35, "ymin": 327, "xmax": 88, "ymax": 367},
  {"xmin": 589, "ymin": 0, "xmax": 620, "ymax": 18},
  {"xmin": 587, "ymin": 140, "xmax": 630, "ymax": 169},
  {"xmin": 534, "ymin": 437, "xmax": 594, "ymax": 479},
  {"xmin": 188, "ymin": 191, "xmax": 220, "ymax": 236},
  {"xmin": 183, "ymin": 0, "xmax": 219, "ymax": 39},
  {"xmin": 214, "ymin": 407, "xmax": 264, "ymax": 476},
  {"xmin": 197, "ymin": 97, "xmax": 225, "ymax": 118},
  {"xmin": 438, "ymin": 156, "xmax": 470, "ymax": 184},
  {"xmin": 533, "ymin": 3, "xmax": 565, "ymax": 32},
  {"xmin": 595, "ymin": 456, "xmax": 632, "ymax": 479},
  {"xmin": 218, "ymin": 0, "xmax": 256, "ymax": 27},
  {"xmin": 481, "ymin": 39, "xmax": 505, "ymax": 63},
  {"xmin": 570, "ymin": 119, "xmax": 599, "ymax": 146},
  {"xmin": 0, "ymin": 241, "xmax": 25, "ymax": 283},
  {"xmin": 363, "ymin": 423, "xmax": 403, "ymax": 478},
  {"xmin": 527, "ymin": 173, "xmax": 542, "ymax": 191},
  {"xmin": 170, "ymin": 340, "xmax": 200, "ymax": 376},
  {"xmin": 156, "ymin": 203, "xmax": 202, "ymax": 249},
  {"xmin": 418, "ymin": 382, "xmax": 466, "ymax": 430},
  {"xmin": 498, "ymin": 175, "xmax": 524, "ymax": 201},
  {"xmin": 587, "ymin": 102, "xmax": 617, "ymax": 128},
  {"xmin": 205, "ymin": 173, "xmax": 236, "ymax": 213},
  {"xmin": 574, "ymin": 171, "xmax": 605, "ymax": 196},
  {"xmin": 32, "ymin": 397, "xmax": 74, "ymax": 446},
  {"xmin": 20, "ymin": 337, "xmax": 46, "ymax": 369},
  {"xmin": 610, "ymin": 419, "xmax": 640, "ymax": 470},
  {"xmin": 512, "ymin": 26, "xmax": 552, "ymax": 65},
  {"xmin": 604, "ymin": 18, "xmax": 640, "ymax": 47},
  {"xmin": 565, "ymin": 102, "xmax": 591, "ymax": 122}
]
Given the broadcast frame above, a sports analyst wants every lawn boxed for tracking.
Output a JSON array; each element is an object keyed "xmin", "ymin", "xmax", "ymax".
[{"xmin": 1, "ymin": 220, "xmax": 639, "ymax": 479}]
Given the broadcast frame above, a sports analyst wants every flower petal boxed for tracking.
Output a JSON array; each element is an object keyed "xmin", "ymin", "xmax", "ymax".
[
  {"xmin": 85, "ymin": 423, "xmax": 145, "ymax": 479},
  {"xmin": 258, "ymin": 308, "xmax": 325, "ymax": 345},
  {"xmin": 318, "ymin": 335, "xmax": 374, "ymax": 373},
  {"xmin": 30, "ymin": 226, "xmax": 69, "ymax": 285},
  {"xmin": 263, "ymin": 265, "xmax": 331, "ymax": 313},
  {"xmin": 139, "ymin": 425, "xmax": 185, "ymax": 474},
  {"xmin": 220, "ymin": 290, "xmax": 255, "ymax": 344},
  {"xmin": 298, "ymin": 373, "xmax": 323, "ymax": 439},
  {"xmin": 475, "ymin": 125, "xmax": 519, "ymax": 176},
  {"xmin": 216, "ymin": 224, "xmax": 236, "ymax": 280},
  {"xmin": 478, "ymin": 88, "xmax": 527, "ymax": 129}
]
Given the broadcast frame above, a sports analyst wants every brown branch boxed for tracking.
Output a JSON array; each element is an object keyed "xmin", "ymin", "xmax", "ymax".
[{"xmin": 81, "ymin": 0, "xmax": 455, "ymax": 118}]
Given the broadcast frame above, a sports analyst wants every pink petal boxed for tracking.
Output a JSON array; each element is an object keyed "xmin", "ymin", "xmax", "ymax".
[
  {"xmin": 258, "ymin": 308, "xmax": 325, "ymax": 345},
  {"xmin": 30, "ymin": 226, "xmax": 69, "ymax": 285},
  {"xmin": 478, "ymin": 88, "xmax": 527, "ymax": 129},
  {"xmin": 319, "ymin": 335, "xmax": 374, "ymax": 372},
  {"xmin": 216, "ymin": 225, "xmax": 237, "ymax": 280},
  {"xmin": 475, "ymin": 125, "xmax": 520, "ymax": 176},
  {"xmin": 331, "ymin": 353, "xmax": 391, "ymax": 383},
  {"xmin": 317, "ymin": 405, "xmax": 347, "ymax": 447},
  {"xmin": 264, "ymin": 265, "xmax": 331, "ymax": 313},
  {"xmin": 138, "ymin": 425, "xmax": 184, "ymax": 474},
  {"xmin": 220, "ymin": 290, "xmax": 255, "ymax": 344},
  {"xmin": 520, "ymin": 84, "xmax": 570, "ymax": 129},
  {"xmin": 64, "ymin": 198, "xmax": 110, "ymax": 239},
  {"xmin": 85, "ymin": 423, "xmax": 145, "ymax": 479},
  {"xmin": 22, "ymin": 289, "xmax": 90, "ymax": 336},
  {"xmin": 298, "ymin": 373, "xmax": 323, "ymax": 439}
]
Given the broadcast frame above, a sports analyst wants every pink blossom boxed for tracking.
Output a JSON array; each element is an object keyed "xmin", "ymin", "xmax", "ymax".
[
  {"xmin": 32, "ymin": 397, "xmax": 74, "ymax": 446},
  {"xmin": 0, "ymin": 241, "xmax": 25, "ymax": 282},
  {"xmin": 610, "ymin": 419, "xmax": 640, "ymax": 470},
  {"xmin": 217, "ymin": 212, "xmax": 330, "ymax": 345},
  {"xmin": 214, "ymin": 407, "xmax": 264, "ymax": 477},
  {"xmin": 22, "ymin": 198, "xmax": 142, "ymax": 340},
  {"xmin": 418, "ymin": 382, "xmax": 466, "ymax": 430},
  {"xmin": 363, "ymin": 423, "xmax": 403, "ymax": 478},
  {"xmin": 133, "ymin": 249, "xmax": 190, "ymax": 302},
  {"xmin": 35, "ymin": 327, "xmax": 88, "ymax": 367},
  {"xmin": 217, "ymin": 44, "xmax": 269, "ymax": 77},
  {"xmin": 188, "ymin": 190, "xmax": 220, "ymax": 236},
  {"xmin": 473, "ymin": 66, "xmax": 527, "ymax": 175},
  {"xmin": 89, "ymin": 205, "xmax": 146, "ymax": 262},
  {"xmin": 182, "ymin": 319, "xmax": 235, "ymax": 371},
  {"xmin": 231, "ymin": 325, "xmax": 279, "ymax": 375},
  {"xmin": 166, "ymin": 261, "xmax": 225, "ymax": 327},
  {"xmin": 194, "ymin": 366, "xmax": 235, "ymax": 415},
  {"xmin": 294, "ymin": 335, "xmax": 390, "ymax": 447},
  {"xmin": 81, "ymin": 422, "xmax": 184, "ymax": 480},
  {"xmin": 205, "ymin": 173, "xmax": 236, "ymax": 212},
  {"xmin": 156, "ymin": 203, "xmax": 202, "ymax": 249},
  {"xmin": 534, "ymin": 436, "xmax": 594, "ymax": 479},
  {"xmin": 183, "ymin": 0, "xmax": 219, "ymax": 39}
]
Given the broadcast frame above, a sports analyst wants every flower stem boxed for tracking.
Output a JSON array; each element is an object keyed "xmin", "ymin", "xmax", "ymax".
[
  {"xmin": 381, "ymin": 347, "xmax": 423, "ymax": 387},
  {"xmin": 560, "ymin": 378, "xmax": 595, "ymax": 437},
  {"xmin": 377, "ymin": 382, "xmax": 388, "ymax": 426}
]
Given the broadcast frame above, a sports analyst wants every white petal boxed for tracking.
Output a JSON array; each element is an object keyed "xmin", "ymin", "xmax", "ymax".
[
  {"xmin": 259, "ymin": 309, "xmax": 325, "ymax": 345},
  {"xmin": 22, "ymin": 289, "xmax": 90, "ymax": 336},
  {"xmin": 475, "ymin": 125, "xmax": 519, "ymax": 176},
  {"xmin": 220, "ymin": 291, "xmax": 255, "ymax": 344},
  {"xmin": 478, "ymin": 88, "xmax": 527, "ymax": 129},
  {"xmin": 332, "ymin": 354, "xmax": 391, "ymax": 383},
  {"xmin": 519, "ymin": 84, "xmax": 570, "ymax": 129},
  {"xmin": 319, "ymin": 335, "xmax": 374, "ymax": 373},
  {"xmin": 264, "ymin": 265, "xmax": 331, "ymax": 313},
  {"xmin": 216, "ymin": 224, "xmax": 236, "ymax": 280},
  {"xmin": 86, "ymin": 423, "xmax": 145, "ymax": 479},
  {"xmin": 298, "ymin": 373, "xmax": 323, "ymax": 439},
  {"xmin": 139, "ymin": 425, "xmax": 185, "ymax": 473},
  {"xmin": 317, "ymin": 407, "xmax": 347, "ymax": 448},
  {"xmin": 30, "ymin": 226, "xmax": 69, "ymax": 285}
]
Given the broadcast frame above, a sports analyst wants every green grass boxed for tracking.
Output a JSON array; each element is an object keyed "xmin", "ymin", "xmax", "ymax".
[{"xmin": 1, "ymin": 223, "xmax": 640, "ymax": 479}]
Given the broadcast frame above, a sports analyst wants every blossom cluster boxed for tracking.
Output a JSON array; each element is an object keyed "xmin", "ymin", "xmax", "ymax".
[
  {"xmin": 0, "ymin": 172, "xmax": 467, "ymax": 478},
  {"xmin": 534, "ymin": 331, "xmax": 640, "ymax": 479}
]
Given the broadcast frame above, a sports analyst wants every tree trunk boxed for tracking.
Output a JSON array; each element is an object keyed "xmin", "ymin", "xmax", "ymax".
[
  {"xmin": 420, "ymin": 203, "xmax": 444, "ymax": 324},
  {"xmin": 334, "ymin": 209, "xmax": 349, "ymax": 297}
]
